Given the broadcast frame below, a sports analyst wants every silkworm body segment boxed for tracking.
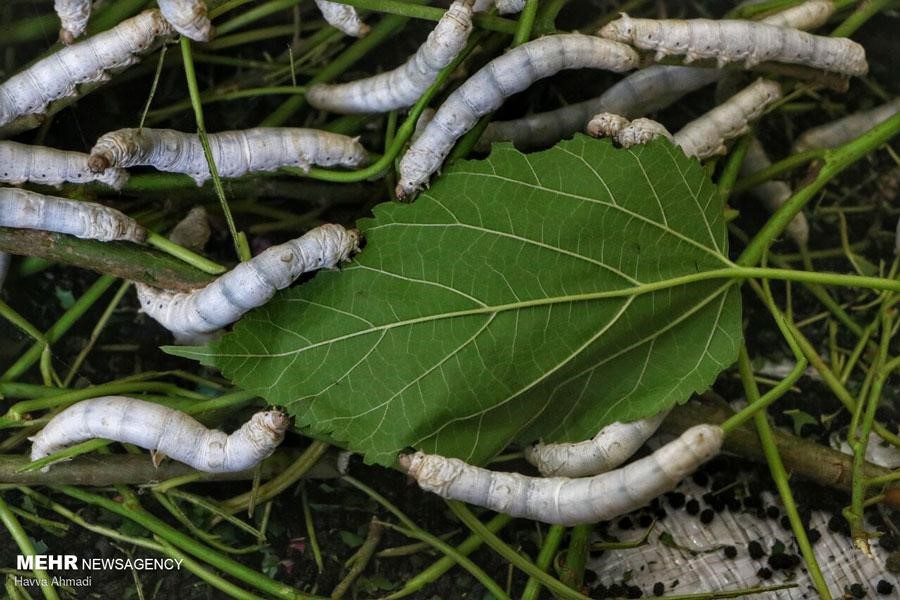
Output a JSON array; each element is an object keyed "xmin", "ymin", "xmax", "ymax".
[
  {"xmin": 793, "ymin": 97, "xmax": 900, "ymax": 152},
  {"xmin": 0, "ymin": 10, "xmax": 173, "ymax": 128},
  {"xmin": 599, "ymin": 15, "xmax": 867, "ymax": 75},
  {"xmin": 314, "ymin": 0, "xmax": 370, "ymax": 37},
  {"xmin": 396, "ymin": 34, "xmax": 639, "ymax": 198},
  {"xmin": 0, "ymin": 141, "xmax": 128, "ymax": 189},
  {"xmin": 307, "ymin": 0, "xmax": 474, "ymax": 114},
  {"xmin": 137, "ymin": 223, "xmax": 360, "ymax": 344},
  {"xmin": 0, "ymin": 188, "xmax": 146, "ymax": 243},
  {"xmin": 29, "ymin": 396, "xmax": 289, "ymax": 473},
  {"xmin": 158, "ymin": 0, "xmax": 213, "ymax": 42},
  {"xmin": 89, "ymin": 128, "xmax": 368, "ymax": 185},
  {"xmin": 401, "ymin": 424, "xmax": 724, "ymax": 525}
]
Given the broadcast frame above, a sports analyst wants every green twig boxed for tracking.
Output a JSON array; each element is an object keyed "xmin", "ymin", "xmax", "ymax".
[
  {"xmin": 0, "ymin": 494, "xmax": 59, "ymax": 600},
  {"xmin": 521, "ymin": 524, "xmax": 566, "ymax": 600},
  {"xmin": 559, "ymin": 524, "xmax": 592, "ymax": 591}
]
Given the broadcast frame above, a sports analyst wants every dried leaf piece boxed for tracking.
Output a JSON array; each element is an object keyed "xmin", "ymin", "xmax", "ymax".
[
  {"xmin": 0, "ymin": 10, "xmax": 173, "ymax": 128},
  {"xmin": 396, "ymin": 34, "xmax": 639, "ymax": 198},
  {"xmin": 0, "ymin": 141, "xmax": 128, "ymax": 189},
  {"xmin": 598, "ymin": 14, "xmax": 867, "ymax": 76},
  {"xmin": 89, "ymin": 127, "xmax": 368, "ymax": 185},
  {"xmin": 29, "ymin": 396, "xmax": 289, "ymax": 472},
  {"xmin": 401, "ymin": 424, "xmax": 723, "ymax": 525},
  {"xmin": 307, "ymin": 0, "xmax": 474, "ymax": 114},
  {"xmin": 138, "ymin": 223, "xmax": 359, "ymax": 344},
  {"xmin": 0, "ymin": 188, "xmax": 145, "ymax": 243}
]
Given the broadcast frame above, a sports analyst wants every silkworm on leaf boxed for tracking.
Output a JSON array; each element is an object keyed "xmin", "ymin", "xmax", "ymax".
[
  {"xmin": 793, "ymin": 97, "xmax": 900, "ymax": 153},
  {"xmin": 740, "ymin": 137, "xmax": 809, "ymax": 247},
  {"xmin": 598, "ymin": 14, "xmax": 867, "ymax": 76},
  {"xmin": 400, "ymin": 424, "xmax": 723, "ymax": 526},
  {"xmin": 0, "ymin": 141, "xmax": 128, "ymax": 189},
  {"xmin": 674, "ymin": 78, "xmax": 782, "ymax": 159},
  {"xmin": 55, "ymin": 0, "xmax": 91, "ymax": 44},
  {"xmin": 0, "ymin": 188, "xmax": 146, "ymax": 243},
  {"xmin": 477, "ymin": 0, "xmax": 835, "ymax": 151},
  {"xmin": 395, "ymin": 34, "xmax": 639, "ymax": 199},
  {"xmin": 158, "ymin": 0, "xmax": 213, "ymax": 42},
  {"xmin": 525, "ymin": 411, "xmax": 670, "ymax": 478},
  {"xmin": 89, "ymin": 128, "xmax": 368, "ymax": 186},
  {"xmin": 314, "ymin": 0, "xmax": 370, "ymax": 37},
  {"xmin": 29, "ymin": 396, "xmax": 289, "ymax": 473},
  {"xmin": 137, "ymin": 223, "xmax": 359, "ymax": 344},
  {"xmin": 587, "ymin": 112, "xmax": 674, "ymax": 148},
  {"xmin": 307, "ymin": 0, "xmax": 474, "ymax": 114},
  {"xmin": 0, "ymin": 10, "xmax": 173, "ymax": 128}
]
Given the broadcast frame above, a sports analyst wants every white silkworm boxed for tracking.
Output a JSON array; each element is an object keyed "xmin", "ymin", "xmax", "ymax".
[
  {"xmin": 29, "ymin": 396, "xmax": 289, "ymax": 473},
  {"xmin": 307, "ymin": 0, "xmax": 474, "ymax": 114},
  {"xmin": 589, "ymin": 479, "xmax": 894, "ymax": 598},
  {"xmin": 0, "ymin": 188, "xmax": 146, "ymax": 243},
  {"xmin": 400, "ymin": 424, "xmax": 723, "ymax": 526},
  {"xmin": 158, "ymin": 0, "xmax": 213, "ymax": 42},
  {"xmin": 136, "ymin": 223, "xmax": 359, "ymax": 344},
  {"xmin": 525, "ymin": 411, "xmax": 670, "ymax": 478},
  {"xmin": 793, "ymin": 97, "xmax": 900, "ymax": 153},
  {"xmin": 55, "ymin": 0, "xmax": 91, "ymax": 44},
  {"xmin": 740, "ymin": 137, "xmax": 809, "ymax": 247},
  {"xmin": 478, "ymin": 0, "xmax": 835, "ymax": 150},
  {"xmin": 396, "ymin": 34, "xmax": 640, "ymax": 199},
  {"xmin": 587, "ymin": 112, "xmax": 675, "ymax": 147},
  {"xmin": 674, "ymin": 78, "xmax": 782, "ymax": 159},
  {"xmin": 0, "ymin": 10, "xmax": 173, "ymax": 128},
  {"xmin": 0, "ymin": 141, "xmax": 128, "ymax": 189},
  {"xmin": 598, "ymin": 14, "xmax": 867, "ymax": 76},
  {"xmin": 89, "ymin": 128, "xmax": 368, "ymax": 186},
  {"xmin": 472, "ymin": 0, "xmax": 524, "ymax": 14},
  {"xmin": 314, "ymin": 0, "xmax": 370, "ymax": 37}
]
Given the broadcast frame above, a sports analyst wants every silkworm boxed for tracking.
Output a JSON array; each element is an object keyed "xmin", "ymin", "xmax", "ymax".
[
  {"xmin": 89, "ymin": 128, "xmax": 368, "ymax": 186},
  {"xmin": 395, "ymin": 34, "xmax": 640, "ymax": 199},
  {"xmin": 598, "ymin": 15, "xmax": 867, "ymax": 76},
  {"xmin": 0, "ymin": 10, "xmax": 173, "ymax": 128},
  {"xmin": 472, "ymin": 0, "xmax": 525, "ymax": 14},
  {"xmin": 400, "ymin": 424, "xmax": 723, "ymax": 526},
  {"xmin": 587, "ymin": 112, "xmax": 675, "ymax": 148},
  {"xmin": 158, "ymin": 0, "xmax": 213, "ymax": 42},
  {"xmin": 0, "ymin": 141, "xmax": 128, "ymax": 189},
  {"xmin": 55, "ymin": 0, "xmax": 92, "ymax": 44},
  {"xmin": 740, "ymin": 137, "xmax": 809, "ymax": 247},
  {"xmin": 315, "ymin": 0, "xmax": 370, "ymax": 37},
  {"xmin": 589, "ymin": 478, "xmax": 894, "ymax": 598},
  {"xmin": 136, "ymin": 223, "xmax": 359, "ymax": 344},
  {"xmin": 0, "ymin": 188, "xmax": 146, "ymax": 243},
  {"xmin": 29, "ymin": 396, "xmax": 289, "ymax": 473},
  {"xmin": 478, "ymin": 0, "xmax": 835, "ymax": 150},
  {"xmin": 525, "ymin": 411, "xmax": 670, "ymax": 478},
  {"xmin": 307, "ymin": 0, "xmax": 474, "ymax": 114},
  {"xmin": 793, "ymin": 97, "xmax": 900, "ymax": 153}
]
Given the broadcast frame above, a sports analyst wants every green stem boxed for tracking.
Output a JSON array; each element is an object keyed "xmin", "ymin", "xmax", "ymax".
[
  {"xmin": 333, "ymin": 0, "xmax": 517, "ymax": 33},
  {"xmin": 732, "ymin": 149, "xmax": 824, "ymax": 194},
  {"xmin": 146, "ymin": 232, "xmax": 226, "ymax": 275},
  {"xmin": 215, "ymin": 0, "xmax": 302, "ymax": 35},
  {"xmin": 180, "ymin": 37, "xmax": 251, "ymax": 262},
  {"xmin": 154, "ymin": 537, "xmax": 265, "ymax": 600},
  {"xmin": 447, "ymin": 501, "xmax": 590, "ymax": 600},
  {"xmin": 737, "ymin": 346, "xmax": 832, "ymax": 600},
  {"xmin": 830, "ymin": 0, "xmax": 894, "ymax": 36},
  {"xmin": 738, "ymin": 112, "xmax": 900, "ymax": 267},
  {"xmin": 559, "ymin": 524, "xmax": 592, "ymax": 591},
  {"xmin": 0, "ymin": 495, "xmax": 59, "ymax": 600},
  {"xmin": 512, "ymin": 0, "xmax": 540, "ymax": 45},
  {"xmin": 521, "ymin": 524, "xmax": 566, "ymax": 600}
]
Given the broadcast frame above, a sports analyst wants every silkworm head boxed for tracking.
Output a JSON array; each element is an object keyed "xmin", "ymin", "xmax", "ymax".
[
  {"xmin": 597, "ymin": 14, "xmax": 633, "ymax": 42},
  {"xmin": 252, "ymin": 410, "xmax": 290, "ymax": 441},
  {"xmin": 586, "ymin": 112, "xmax": 629, "ymax": 138},
  {"xmin": 59, "ymin": 28, "xmax": 76, "ymax": 45},
  {"xmin": 682, "ymin": 424, "xmax": 724, "ymax": 462},
  {"xmin": 397, "ymin": 451, "xmax": 423, "ymax": 475},
  {"xmin": 87, "ymin": 153, "xmax": 111, "ymax": 173}
]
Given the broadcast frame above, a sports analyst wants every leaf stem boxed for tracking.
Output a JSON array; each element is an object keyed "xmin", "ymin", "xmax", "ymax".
[
  {"xmin": 331, "ymin": 0, "xmax": 518, "ymax": 33},
  {"xmin": 0, "ymin": 494, "xmax": 59, "ymax": 600},
  {"xmin": 521, "ymin": 524, "xmax": 566, "ymax": 600}
]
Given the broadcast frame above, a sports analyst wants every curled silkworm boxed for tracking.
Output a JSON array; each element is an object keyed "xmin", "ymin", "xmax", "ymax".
[
  {"xmin": 525, "ymin": 411, "xmax": 670, "ymax": 478},
  {"xmin": 315, "ymin": 0, "xmax": 370, "ymax": 37},
  {"xmin": 89, "ymin": 128, "xmax": 368, "ymax": 186},
  {"xmin": 55, "ymin": 0, "xmax": 91, "ymax": 44},
  {"xmin": 674, "ymin": 78, "xmax": 782, "ymax": 159},
  {"xmin": 587, "ymin": 112, "xmax": 674, "ymax": 147},
  {"xmin": 29, "ymin": 396, "xmax": 289, "ymax": 473},
  {"xmin": 598, "ymin": 15, "xmax": 867, "ymax": 76},
  {"xmin": 793, "ymin": 97, "xmax": 900, "ymax": 152},
  {"xmin": 741, "ymin": 138, "xmax": 809, "ymax": 247},
  {"xmin": 0, "ymin": 10, "xmax": 173, "ymax": 128},
  {"xmin": 137, "ymin": 223, "xmax": 359, "ymax": 344},
  {"xmin": 396, "ymin": 34, "xmax": 639, "ymax": 199},
  {"xmin": 0, "ymin": 141, "xmax": 128, "ymax": 189},
  {"xmin": 0, "ymin": 188, "xmax": 146, "ymax": 243},
  {"xmin": 400, "ymin": 424, "xmax": 723, "ymax": 526},
  {"xmin": 158, "ymin": 0, "xmax": 213, "ymax": 42},
  {"xmin": 478, "ymin": 0, "xmax": 836, "ymax": 151},
  {"xmin": 307, "ymin": 0, "xmax": 474, "ymax": 114}
]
